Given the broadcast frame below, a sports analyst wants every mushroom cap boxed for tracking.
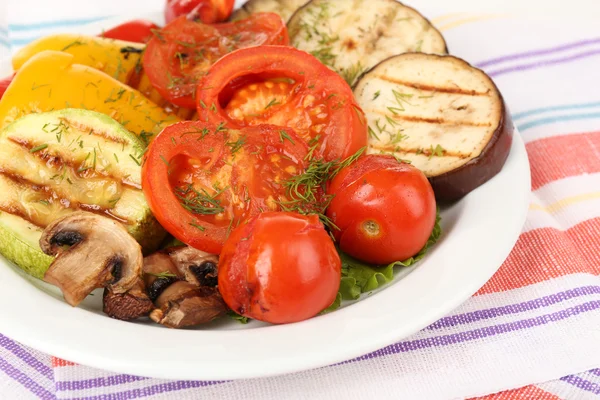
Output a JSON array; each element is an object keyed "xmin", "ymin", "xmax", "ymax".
[
  {"xmin": 150, "ymin": 282, "xmax": 227, "ymax": 329},
  {"xmin": 166, "ymin": 246, "xmax": 219, "ymax": 287},
  {"xmin": 40, "ymin": 211, "xmax": 143, "ymax": 306},
  {"xmin": 103, "ymin": 279, "xmax": 153, "ymax": 321}
]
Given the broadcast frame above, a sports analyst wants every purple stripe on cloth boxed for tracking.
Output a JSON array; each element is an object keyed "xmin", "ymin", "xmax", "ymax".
[
  {"xmin": 560, "ymin": 375, "xmax": 600, "ymax": 394},
  {"xmin": 428, "ymin": 285, "xmax": 600, "ymax": 330},
  {"xmin": 72, "ymin": 380, "xmax": 225, "ymax": 400},
  {"xmin": 0, "ymin": 334, "xmax": 53, "ymax": 380},
  {"xmin": 589, "ymin": 369, "xmax": 600, "ymax": 377},
  {"xmin": 486, "ymin": 49, "xmax": 600, "ymax": 77},
  {"xmin": 56, "ymin": 374, "xmax": 149, "ymax": 391},
  {"xmin": 342, "ymin": 300, "xmax": 600, "ymax": 364},
  {"xmin": 0, "ymin": 355, "xmax": 55, "ymax": 400},
  {"xmin": 477, "ymin": 37, "xmax": 600, "ymax": 67}
]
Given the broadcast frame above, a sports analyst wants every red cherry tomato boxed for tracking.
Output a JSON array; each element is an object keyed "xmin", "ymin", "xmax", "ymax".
[
  {"xmin": 218, "ymin": 212, "xmax": 341, "ymax": 324},
  {"xmin": 165, "ymin": 0, "xmax": 235, "ymax": 24},
  {"xmin": 100, "ymin": 20, "xmax": 160, "ymax": 43},
  {"xmin": 0, "ymin": 74, "xmax": 15, "ymax": 101},
  {"xmin": 326, "ymin": 155, "xmax": 437, "ymax": 264}
]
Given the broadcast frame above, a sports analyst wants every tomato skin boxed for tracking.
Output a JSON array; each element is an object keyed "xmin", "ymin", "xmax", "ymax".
[
  {"xmin": 144, "ymin": 14, "xmax": 288, "ymax": 109},
  {"xmin": 0, "ymin": 74, "xmax": 15, "ymax": 100},
  {"xmin": 196, "ymin": 45, "xmax": 368, "ymax": 162},
  {"xmin": 218, "ymin": 212, "xmax": 341, "ymax": 324},
  {"xmin": 326, "ymin": 155, "xmax": 436, "ymax": 264},
  {"xmin": 142, "ymin": 122, "xmax": 309, "ymax": 254},
  {"xmin": 100, "ymin": 20, "xmax": 160, "ymax": 43},
  {"xmin": 165, "ymin": 0, "xmax": 234, "ymax": 24}
]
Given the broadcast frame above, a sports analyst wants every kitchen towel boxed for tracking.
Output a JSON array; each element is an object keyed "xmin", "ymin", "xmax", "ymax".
[{"xmin": 0, "ymin": 1, "xmax": 599, "ymax": 399}]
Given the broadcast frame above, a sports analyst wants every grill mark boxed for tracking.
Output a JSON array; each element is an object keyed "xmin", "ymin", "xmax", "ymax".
[
  {"xmin": 0, "ymin": 170, "xmax": 136, "ymax": 226},
  {"xmin": 368, "ymin": 110, "xmax": 493, "ymax": 127},
  {"xmin": 59, "ymin": 117, "xmax": 128, "ymax": 145},
  {"xmin": 370, "ymin": 144, "xmax": 472, "ymax": 159},
  {"xmin": 373, "ymin": 75, "xmax": 491, "ymax": 96},
  {"xmin": 6, "ymin": 136, "xmax": 141, "ymax": 190}
]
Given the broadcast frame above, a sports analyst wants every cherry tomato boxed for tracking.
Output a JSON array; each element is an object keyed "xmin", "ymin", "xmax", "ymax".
[
  {"xmin": 326, "ymin": 155, "xmax": 436, "ymax": 264},
  {"xmin": 196, "ymin": 45, "xmax": 368, "ymax": 162},
  {"xmin": 142, "ymin": 122, "xmax": 310, "ymax": 254},
  {"xmin": 0, "ymin": 74, "xmax": 15, "ymax": 101},
  {"xmin": 218, "ymin": 212, "xmax": 341, "ymax": 324},
  {"xmin": 165, "ymin": 0, "xmax": 234, "ymax": 24},
  {"xmin": 144, "ymin": 13, "xmax": 288, "ymax": 109},
  {"xmin": 100, "ymin": 20, "xmax": 160, "ymax": 43}
]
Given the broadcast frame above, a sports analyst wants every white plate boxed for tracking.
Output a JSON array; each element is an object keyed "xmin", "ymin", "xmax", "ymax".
[{"xmin": 0, "ymin": 11, "xmax": 530, "ymax": 380}]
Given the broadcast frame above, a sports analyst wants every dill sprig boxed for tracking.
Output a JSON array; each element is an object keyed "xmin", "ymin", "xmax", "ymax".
[
  {"xmin": 278, "ymin": 146, "xmax": 366, "ymax": 230},
  {"xmin": 175, "ymin": 184, "xmax": 226, "ymax": 215}
]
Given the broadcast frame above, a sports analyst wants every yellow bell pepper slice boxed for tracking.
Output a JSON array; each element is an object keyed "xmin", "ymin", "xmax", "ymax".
[
  {"xmin": 12, "ymin": 34, "xmax": 144, "ymax": 83},
  {"xmin": 12, "ymin": 34, "xmax": 196, "ymax": 120},
  {"xmin": 0, "ymin": 50, "xmax": 179, "ymax": 143}
]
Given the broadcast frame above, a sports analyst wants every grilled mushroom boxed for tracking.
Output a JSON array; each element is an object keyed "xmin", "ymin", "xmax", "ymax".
[
  {"xmin": 40, "ymin": 211, "xmax": 142, "ymax": 307},
  {"xmin": 165, "ymin": 246, "xmax": 219, "ymax": 287},
  {"xmin": 149, "ymin": 282, "xmax": 227, "ymax": 329},
  {"xmin": 103, "ymin": 280, "xmax": 153, "ymax": 321},
  {"xmin": 142, "ymin": 252, "xmax": 180, "ymax": 302},
  {"xmin": 141, "ymin": 246, "xmax": 225, "ymax": 328}
]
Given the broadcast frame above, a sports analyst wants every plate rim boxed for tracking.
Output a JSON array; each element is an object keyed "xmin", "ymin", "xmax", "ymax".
[{"xmin": 0, "ymin": 14, "xmax": 531, "ymax": 380}]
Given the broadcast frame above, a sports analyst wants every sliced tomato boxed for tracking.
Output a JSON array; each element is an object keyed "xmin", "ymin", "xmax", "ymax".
[
  {"xmin": 165, "ymin": 0, "xmax": 235, "ymax": 24},
  {"xmin": 196, "ymin": 46, "xmax": 368, "ymax": 162},
  {"xmin": 100, "ymin": 20, "xmax": 160, "ymax": 43},
  {"xmin": 142, "ymin": 121, "xmax": 309, "ymax": 254},
  {"xmin": 143, "ymin": 13, "xmax": 288, "ymax": 109}
]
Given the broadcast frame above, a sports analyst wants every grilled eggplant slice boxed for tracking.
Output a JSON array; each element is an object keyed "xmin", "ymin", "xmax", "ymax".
[
  {"xmin": 0, "ymin": 109, "xmax": 166, "ymax": 279},
  {"xmin": 288, "ymin": 0, "xmax": 447, "ymax": 85},
  {"xmin": 353, "ymin": 53, "xmax": 513, "ymax": 201},
  {"xmin": 231, "ymin": 0, "xmax": 309, "ymax": 22}
]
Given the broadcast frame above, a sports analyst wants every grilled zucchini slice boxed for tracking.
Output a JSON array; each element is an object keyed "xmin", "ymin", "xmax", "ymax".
[
  {"xmin": 0, "ymin": 109, "xmax": 166, "ymax": 279},
  {"xmin": 354, "ymin": 53, "xmax": 513, "ymax": 201},
  {"xmin": 288, "ymin": 0, "xmax": 447, "ymax": 86},
  {"xmin": 231, "ymin": 0, "xmax": 309, "ymax": 22}
]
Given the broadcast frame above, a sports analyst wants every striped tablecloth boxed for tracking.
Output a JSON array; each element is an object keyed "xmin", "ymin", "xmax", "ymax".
[{"xmin": 1, "ymin": 1, "xmax": 599, "ymax": 399}]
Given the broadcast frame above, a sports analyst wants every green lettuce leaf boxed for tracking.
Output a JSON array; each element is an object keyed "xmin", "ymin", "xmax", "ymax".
[{"xmin": 326, "ymin": 209, "xmax": 442, "ymax": 312}]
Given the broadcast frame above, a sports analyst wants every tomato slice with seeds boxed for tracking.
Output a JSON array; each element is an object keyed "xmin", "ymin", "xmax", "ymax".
[
  {"xmin": 143, "ymin": 13, "xmax": 289, "ymax": 109},
  {"xmin": 196, "ymin": 45, "xmax": 368, "ymax": 162},
  {"xmin": 142, "ymin": 121, "xmax": 309, "ymax": 254}
]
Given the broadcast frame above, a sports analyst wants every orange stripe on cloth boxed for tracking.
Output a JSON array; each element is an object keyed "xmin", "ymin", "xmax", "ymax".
[
  {"xmin": 52, "ymin": 356, "xmax": 76, "ymax": 367},
  {"xmin": 476, "ymin": 217, "xmax": 600, "ymax": 295},
  {"xmin": 470, "ymin": 384, "xmax": 561, "ymax": 400},
  {"xmin": 528, "ymin": 131, "xmax": 600, "ymax": 191}
]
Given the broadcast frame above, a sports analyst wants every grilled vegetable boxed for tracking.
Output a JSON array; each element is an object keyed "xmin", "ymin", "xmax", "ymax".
[
  {"xmin": 353, "ymin": 53, "xmax": 513, "ymax": 201},
  {"xmin": 231, "ymin": 0, "xmax": 308, "ymax": 22},
  {"xmin": 12, "ymin": 34, "xmax": 145, "ymax": 82},
  {"xmin": 11, "ymin": 36, "xmax": 195, "ymax": 121},
  {"xmin": 0, "ymin": 50, "xmax": 179, "ymax": 142},
  {"xmin": 0, "ymin": 109, "xmax": 166, "ymax": 279},
  {"xmin": 288, "ymin": 0, "xmax": 447, "ymax": 86}
]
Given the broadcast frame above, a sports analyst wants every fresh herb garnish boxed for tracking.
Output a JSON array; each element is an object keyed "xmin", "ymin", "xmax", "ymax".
[
  {"xmin": 175, "ymin": 184, "xmax": 226, "ymax": 215},
  {"xmin": 30, "ymin": 144, "xmax": 48, "ymax": 153}
]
